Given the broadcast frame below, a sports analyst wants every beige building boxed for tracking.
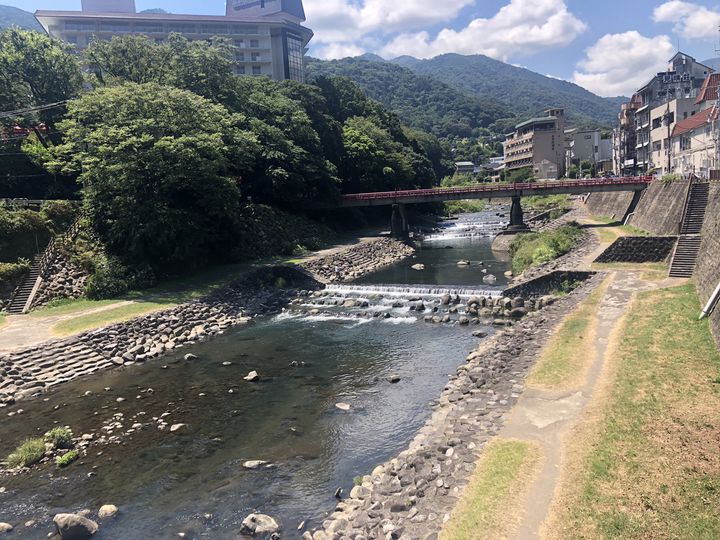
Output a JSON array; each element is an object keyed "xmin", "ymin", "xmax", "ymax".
[
  {"xmin": 35, "ymin": 0, "xmax": 312, "ymax": 81},
  {"xmin": 670, "ymin": 106, "xmax": 718, "ymax": 178},
  {"xmin": 504, "ymin": 108, "xmax": 566, "ymax": 179},
  {"xmin": 648, "ymin": 97, "xmax": 700, "ymax": 175}
]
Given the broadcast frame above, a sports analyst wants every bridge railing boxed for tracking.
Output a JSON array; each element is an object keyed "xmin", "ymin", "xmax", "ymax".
[{"xmin": 340, "ymin": 176, "xmax": 654, "ymax": 202}]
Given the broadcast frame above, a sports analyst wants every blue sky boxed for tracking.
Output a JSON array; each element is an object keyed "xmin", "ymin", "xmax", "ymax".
[{"xmin": 5, "ymin": 0, "xmax": 720, "ymax": 97}]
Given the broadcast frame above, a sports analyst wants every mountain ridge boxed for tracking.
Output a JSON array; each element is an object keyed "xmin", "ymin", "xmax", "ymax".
[{"xmin": 0, "ymin": 5, "xmax": 42, "ymax": 31}]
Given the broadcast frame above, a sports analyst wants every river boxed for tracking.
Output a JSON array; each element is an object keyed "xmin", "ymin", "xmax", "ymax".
[{"xmin": 0, "ymin": 209, "xmax": 511, "ymax": 539}]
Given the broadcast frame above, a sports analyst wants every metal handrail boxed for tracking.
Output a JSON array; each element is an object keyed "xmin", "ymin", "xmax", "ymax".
[{"xmin": 340, "ymin": 176, "xmax": 654, "ymax": 202}]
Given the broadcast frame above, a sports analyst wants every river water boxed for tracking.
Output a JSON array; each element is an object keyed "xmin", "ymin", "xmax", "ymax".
[{"xmin": 0, "ymin": 209, "xmax": 510, "ymax": 539}]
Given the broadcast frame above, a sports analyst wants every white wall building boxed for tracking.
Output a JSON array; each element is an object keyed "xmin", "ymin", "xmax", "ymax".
[{"xmin": 35, "ymin": 0, "xmax": 312, "ymax": 82}]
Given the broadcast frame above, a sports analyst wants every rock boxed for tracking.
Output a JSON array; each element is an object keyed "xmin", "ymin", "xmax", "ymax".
[
  {"xmin": 456, "ymin": 260, "xmax": 470, "ymax": 267},
  {"xmin": 334, "ymin": 487, "xmax": 343, "ymax": 499},
  {"xmin": 240, "ymin": 514, "xmax": 279, "ymax": 536},
  {"xmin": 458, "ymin": 316, "xmax": 469, "ymax": 326},
  {"xmin": 184, "ymin": 354, "xmax": 198, "ymax": 360},
  {"xmin": 472, "ymin": 330, "xmax": 488, "ymax": 338},
  {"xmin": 243, "ymin": 371, "xmax": 260, "ymax": 382},
  {"xmin": 53, "ymin": 513, "xmax": 98, "ymax": 539},
  {"xmin": 98, "ymin": 505, "xmax": 118, "ymax": 519},
  {"xmin": 482, "ymin": 274, "xmax": 497, "ymax": 284},
  {"xmin": 335, "ymin": 402, "xmax": 351, "ymax": 411},
  {"xmin": 243, "ymin": 460, "xmax": 268, "ymax": 469},
  {"xmin": 387, "ymin": 374, "xmax": 401, "ymax": 384},
  {"xmin": 440, "ymin": 293, "xmax": 451, "ymax": 305},
  {"xmin": 411, "ymin": 264, "xmax": 425, "ymax": 271},
  {"xmin": 170, "ymin": 423, "xmax": 186, "ymax": 433},
  {"xmin": 0, "ymin": 523, "xmax": 12, "ymax": 533},
  {"xmin": 504, "ymin": 270, "xmax": 514, "ymax": 278}
]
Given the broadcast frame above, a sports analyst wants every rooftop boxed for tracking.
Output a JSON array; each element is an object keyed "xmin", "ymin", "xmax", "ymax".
[
  {"xmin": 696, "ymin": 73, "xmax": 720, "ymax": 105},
  {"xmin": 514, "ymin": 116, "xmax": 557, "ymax": 130},
  {"xmin": 671, "ymin": 107, "xmax": 717, "ymax": 137}
]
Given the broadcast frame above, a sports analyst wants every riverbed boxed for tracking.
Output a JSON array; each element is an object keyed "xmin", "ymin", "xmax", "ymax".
[{"xmin": 0, "ymin": 210, "xmax": 512, "ymax": 539}]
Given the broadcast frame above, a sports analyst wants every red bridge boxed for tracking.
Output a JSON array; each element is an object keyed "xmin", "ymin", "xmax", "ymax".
[
  {"xmin": 336, "ymin": 177, "xmax": 653, "ymax": 207},
  {"xmin": 331, "ymin": 177, "xmax": 653, "ymax": 238}
]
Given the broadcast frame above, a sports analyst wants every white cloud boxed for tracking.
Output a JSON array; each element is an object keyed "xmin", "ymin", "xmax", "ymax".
[
  {"xmin": 653, "ymin": 1, "xmax": 720, "ymax": 39},
  {"xmin": 378, "ymin": 0, "xmax": 587, "ymax": 60},
  {"xmin": 314, "ymin": 43, "xmax": 367, "ymax": 60},
  {"xmin": 304, "ymin": 0, "xmax": 474, "ymax": 58},
  {"xmin": 304, "ymin": 0, "xmax": 586, "ymax": 61},
  {"xmin": 572, "ymin": 31, "xmax": 675, "ymax": 97}
]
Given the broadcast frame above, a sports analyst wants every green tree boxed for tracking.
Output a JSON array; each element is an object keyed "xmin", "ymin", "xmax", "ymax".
[{"xmin": 36, "ymin": 82, "xmax": 259, "ymax": 270}]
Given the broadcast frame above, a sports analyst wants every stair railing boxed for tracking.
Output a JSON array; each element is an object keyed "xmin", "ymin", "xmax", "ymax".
[{"xmin": 677, "ymin": 175, "xmax": 696, "ymax": 235}]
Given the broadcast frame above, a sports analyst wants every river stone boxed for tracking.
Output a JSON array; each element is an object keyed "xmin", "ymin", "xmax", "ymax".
[
  {"xmin": 240, "ymin": 513, "xmax": 279, "ymax": 536},
  {"xmin": 0, "ymin": 523, "xmax": 12, "ymax": 533},
  {"xmin": 387, "ymin": 374, "xmax": 401, "ymax": 383},
  {"xmin": 243, "ymin": 460, "xmax": 268, "ymax": 469},
  {"xmin": 244, "ymin": 371, "xmax": 260, "ymax": 382},
  {"xmin": 98, "ymin": 505, "xmax": 118, "ymax": 519},
  {"xmin": 53, "ymin": 513, "xmax": 98, "ymax": 539},
  {"xmin": 170, "ymin": 423, "xmax": 186, "ymax": 433},
  {"xmin": 483, "ymin": 274, "xmax": 497, "ymax": 284},
  {"xmin": 456, "ymin": 260, "xmax": 470, "ymax": 267},
  {"xmin": 411, "ymin": 264, "xmax": 425, "ymax": 271},
  {"xmin": 335, "ymin": 402, "xmax": 351, "ymax": 411}
]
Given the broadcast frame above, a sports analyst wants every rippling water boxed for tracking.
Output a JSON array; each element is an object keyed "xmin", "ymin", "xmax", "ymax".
[{"xmin": 0, "ymin": 209, "xmax": 511, "ymax": 539}]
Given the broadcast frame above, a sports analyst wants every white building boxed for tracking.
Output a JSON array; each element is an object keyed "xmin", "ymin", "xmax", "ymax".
[{"xmin": 35, "ymin": 0, "xmax": 312, "ymax": 81}]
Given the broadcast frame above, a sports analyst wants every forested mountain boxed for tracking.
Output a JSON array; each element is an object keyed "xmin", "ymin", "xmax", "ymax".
[
  {"xmin": 391, "ymin": 54, "xmax": 625, "ymax": 128},
  {"xmin": 306, "ymin": 56, "xmax": 516, "ymax": 139},
  {"xmin": 0, "ymin": 5, "xmax": 42, "ymax": 31}
]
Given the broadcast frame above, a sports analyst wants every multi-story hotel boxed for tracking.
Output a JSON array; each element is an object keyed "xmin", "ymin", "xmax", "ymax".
[
  {"xmin": 503, "ymin": 109, "xmax": 566, "ymax": 179},
  {"xmin": 34, "ymin": 0, "xmax": 312, "ymax": 82}
]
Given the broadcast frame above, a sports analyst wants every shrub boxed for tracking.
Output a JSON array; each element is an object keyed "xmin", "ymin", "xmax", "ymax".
[
  {"xmin": 510, "ymin": 224, "xmax": 584, "ymax": 274},
  {"xmin": 56, "ymin": 450, "xmax": 79, "ymax": 468},
  {"xmin": 0, "ymin": 260, "xmax": 30, "ymax": 284},
  {"xmin": 661, "ymin": 173, "xmax": 681, "ymax": 185},
  {"xmin": 45, "ymin": 426, "xmax": 74, "ymax": 449},
  {"xmin": 6, "ymin": 438, "xmax": 46, "ymax": 468},
  {"xmin": 40, "ymin": 200, "xmax": 79, "ymax": 235},
  {"xmin": 84, "ymin": 254, "xmax": 155, "ymax": 300}
]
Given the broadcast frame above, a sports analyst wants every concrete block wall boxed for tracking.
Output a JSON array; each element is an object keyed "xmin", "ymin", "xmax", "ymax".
[
  {"xmin": 629, "ymin": 180, "xmax": 690, "ymax": 235},
  {"xmin": 584, "ymin": 191, "xmax": 635, "ymax": 221},
  {"xmin": 695, "ymin": 183, "xmax": 720, "ymax": 345}
]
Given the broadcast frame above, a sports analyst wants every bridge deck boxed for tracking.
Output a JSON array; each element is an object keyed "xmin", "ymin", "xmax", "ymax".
[{"xmin": 333, "ymin": 177, "xmax": 653, "ymax": 207}]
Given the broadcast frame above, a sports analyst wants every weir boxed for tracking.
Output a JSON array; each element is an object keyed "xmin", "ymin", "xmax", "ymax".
[{"xmin": 324, "ymin": 283, "xmax": 504, "ymax": 299}]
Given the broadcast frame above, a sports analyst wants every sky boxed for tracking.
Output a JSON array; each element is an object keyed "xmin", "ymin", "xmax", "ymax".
[{"xmin": 5, "ymin": 0, "xmax": 720, "ymax": 97}]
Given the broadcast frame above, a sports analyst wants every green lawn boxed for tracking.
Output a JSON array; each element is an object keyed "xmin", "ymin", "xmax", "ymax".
[
  {"xmin": 441, "ymin": 439, "xmax": 540, "ymax": 540},
  {"xmin": 52, "ymin": 301, "xmax": 174, "ymax": 336},
  {"xmin": 547, "ymin": 284, "xmax": 720, "ymax": 539},
  {"xmin": 527, "ymin": 277, "xmax": 609, "ymax": 390},
  {"xmin": 0, "ymin": 312, "xmax": 6, "ymax": 327}
]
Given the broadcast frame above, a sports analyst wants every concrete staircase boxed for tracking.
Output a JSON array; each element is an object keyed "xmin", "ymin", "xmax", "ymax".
[
  {"xmin": 669, "ymin": 182, "xmax": 710, "ymax": 278},
  {"xmin": 6, "ymin": 255, "xmax": 42, "ymax": 314}
]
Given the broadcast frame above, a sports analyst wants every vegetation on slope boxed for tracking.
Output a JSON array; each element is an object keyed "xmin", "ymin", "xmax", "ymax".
[
  {"xmin": 510, "ymin": 224, "xmax": 584, "ymax": 274},
  {"xmin": 0, "ymin": 5, "xmax": 43, "ymax": 31}
]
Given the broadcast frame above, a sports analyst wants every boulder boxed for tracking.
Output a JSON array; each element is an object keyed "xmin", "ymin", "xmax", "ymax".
[
  {"xmin": 0, "ymin": 523, "xmax": 12, "ymax": 533},
  {"xmin": 335, "ymin": 402, "xmax": 351, "ymax": 411},
  {"xmin": 411, "ymin": 264, "xmax": 425, "ymax": 271},
  {"xmin": 97, "ymin": 505, "xmax": 118, "ymax": 519},
  {"xmin": 482, "ymin": 274, "xmax": 497, "ymax": 284},
  {"xmin": 170, "ymin": 423, "xmax": 187, "ymax": 433},
  {"xmin": 240, "ymin": 513, "xmax": 279, "ymax": 536},
  {"xmin": 244, "ymin": 371, "xmax": 260, "ymax": 382},
  {"xmin": 440, "ymin": 293, "xmax": 451, "ymax": 305},
  {"xmin": 456, "ymin": 260, "xmax": 470, "ymax": 267},
  {"xmin": 53, "ymin": 513, "xmax": 99, "ymax": 539},
  {"xmin": 243, "ymin": 460, "xmax": 268, "ymax": 469},
  {"xmin": 387, "ymin": 374, "xmax": 401, "ymax": 384}
]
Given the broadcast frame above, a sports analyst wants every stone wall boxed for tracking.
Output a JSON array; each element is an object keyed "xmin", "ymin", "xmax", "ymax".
[
  {"xmin": 594, "ymin": 236, "xmax": 677, "ymax": 264},
  {"xmin": 695, "ymin": 183, "xmax": 720, "ymax": 345},
  {"xmin": 584, "ymin": 191, "xmax": 635, "ymax": 221},
  {"xmin": 629, "ymin": 180, "xmax": 690, "ymax": 235},
  {"xmin": 503, "ymin": 270, "xmax": 596, "ymax": 298},
  {"xmin": 30, "ymin": 249, "xmax": 88, "ymax": 310}
]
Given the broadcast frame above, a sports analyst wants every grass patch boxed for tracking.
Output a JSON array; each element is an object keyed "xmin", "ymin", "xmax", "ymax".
[
  {"xmin": 52, "ymin": 301, "xmax": 174, "ymax": 336},
  {"xmin": 5, "ymin": 438, "xmax": 46, "ymax": 468},
  {"xmin": 55, "ymin": 450, "xmax": 79, "ymax": 468},
  {"xmin": 30, "ymin": 298, "xmax": 119, "ymax": 318},
  {"xmin": 591, "ymin": 217, "xmax": 650, "ymax": 244},
  {"xmin": 45, "ymin": 426, "xmax": 73, "ymax": 449},
  {"xmin": 510, "ymin": 224, "xmax": 584, "ymax": 274},
  {"xmin": 0, "ymin": 312, "xmax": 6, "ymax": 327},
  {"xmin": 444, "ymin": 199, "xmax": 488, "ymax": 215},
  {"xmin": 441, "ymin": 439, "xmax": 540, "ymax": 540},
  {"xmin": 528, "ymin": 277, "xmax": 610, "ymax": 389},
  {"xmin": 592, "ymin": 262, "xmax": 669, "ymax": 282},
  {"xmin": 546, "ymin": 284, "xmax": 720, "ymax": 539},
  {"xmin": 523, "ymin": 194, "xmax": 571, "ymax": 210}
]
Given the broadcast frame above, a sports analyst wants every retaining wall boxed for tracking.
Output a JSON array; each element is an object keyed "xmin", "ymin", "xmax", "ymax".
[
  {"xmin": 584, "ymin": 191, "xmax": 635, "ymax": 221},
  {"xmin": 503, "ymin": 270, "xmax": 596, "ymax": 298},
  {"xmin": 594, "ymin": 237, "xmax": 677, "ymax": 264},
  {"xmin": 629, "ymin": 180, "xmax": 690, "ymax": 235},
  {"xmin": 695, "ymin": 183, "xmax": 720, "ymax": 345}
]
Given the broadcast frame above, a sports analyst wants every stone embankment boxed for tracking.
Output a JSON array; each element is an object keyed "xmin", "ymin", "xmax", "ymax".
[
  {"xmin": 0, "ymin": 267, "xmax": 320, "ymax": 406},
  {"xmin": 306, "ymin": 274, "xmax": 605, "ymax": 540},
  {"xmin": 595, "ymin": 236, "xmax": 677, "ymax": 264},
  {"xmin": 31, "ymin": 250, "xmax": 88, "ymax": 310},
  {"xmin": 301, "ymin": 238, "xmax": 415, "ymax": 283}
]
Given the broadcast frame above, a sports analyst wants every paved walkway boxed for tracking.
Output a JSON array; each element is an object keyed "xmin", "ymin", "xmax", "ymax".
[{"xmin": 0, "ymin": 301, "xmax": 131, "ymax": 354}]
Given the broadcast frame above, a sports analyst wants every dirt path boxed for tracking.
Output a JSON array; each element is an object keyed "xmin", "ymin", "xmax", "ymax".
[{"xmin": 0, "ymin": 301, "xmax": 132, "ymax": 354}]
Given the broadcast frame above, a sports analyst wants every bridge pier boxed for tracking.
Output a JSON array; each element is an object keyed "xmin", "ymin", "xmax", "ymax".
[
  {"xmin": 508, "ymin": 195, "xmax": 529, "ymax": 231},
  {"xmin": 391, "ymin": 203, "xmax": 409, "ymax": 239}
]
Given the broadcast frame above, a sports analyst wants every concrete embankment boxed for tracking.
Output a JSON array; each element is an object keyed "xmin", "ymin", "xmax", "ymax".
[{"xmin": 696, "ymin": 183, "xmax": 720, "ymax": 344}]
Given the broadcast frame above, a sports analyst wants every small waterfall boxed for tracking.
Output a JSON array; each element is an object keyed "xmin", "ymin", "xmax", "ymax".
[
  {"xmin": 422, "ymin": 216, "xmax": 509, "ymax": 241},
  {"xmin": 324, "ymin": 284, "xmax": 502, "ymax": 299}
]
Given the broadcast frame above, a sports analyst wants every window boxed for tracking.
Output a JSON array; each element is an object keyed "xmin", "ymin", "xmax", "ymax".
[
  {"xmin": 233, "ymin": 25, "xmax": 259, "ymax": 34},
  {"xmin": 234, "ymin": 39, "xmax": 245, "ymax": 48},
  {"xmin": 65, "ymin": 21, "xmax": 95, "ymax": 31},
  {"xmin": 168, "ymin": 24, "xmax": 196, "ymax": 33},
  {"xmin": 652, "ymin": 118, "xmax": 662, "ymax": 129},
  {"xmin": 653, "ymin": 141, "xmax": 661, "ymax": 152},
  {"xmin": 284, "ymin": 32, "xmax": 304, "ymax": 82},
  {"xmin": 100, "ymin": 22, "xmax": 130, "ymax": 32},
  {"xmin": 66, "ymin": 35, "xmax": 78, "ymax": 44},
  {"xmin": 252, "ymin": 65, "xmax": 262, "ymax": 75},
  {"xmin": 251, "ymin": 52, "xmax": 260, "ymax": 61},
  {"xmin": 683, "ymin": 112, "xmax": 688, "ymax": 120},
  {"xmin": 680, "ymin": 136, "xmax": 691, "ymax": 151},
  {"xmin": 250, "ymin": 39, "xmax": 259, "ymax": 48},
  {"xmin": 201, "ymin": 24, "xmax": 228, "ymax": 34},
  {"xmin": 135, "ymin": 22, "xmax": 163, "ymax": 33},
  {"xmin": 237, "ymin": 65, "xmax": 246, "ymax": 75},
  {"xmin": 236, "ymin": 52, "xmax": 245, "ymax": 61}
]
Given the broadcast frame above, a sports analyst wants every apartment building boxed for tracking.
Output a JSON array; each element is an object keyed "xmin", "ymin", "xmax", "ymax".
[
  {"xmin": 34, "ymin": 0, "xmax": 312, "ymax": 82},
  {"xmin": 613, "ymin": 95, "xmax": 641, "ymax": 175},
  {"xmin": 503, "ymin": 108, "xmax": 566, "ymax": 179},
  {"xmin": 670, "ymin": 106, "xmax": 719, "ymax": 177},
  {"xmin": 565, "ymin": 128, "xmax": 612, "ymax": 171},
  {"xmin": 648, "ymin": 97, "xmax": 699, "ymax": 175},
  {"xmin": 623, "ymin": 53, "xmax": 712, "ymax": 173}
]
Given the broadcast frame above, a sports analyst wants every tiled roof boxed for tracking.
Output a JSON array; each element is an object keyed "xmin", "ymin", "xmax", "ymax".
[
  {"xmin": 671, "ymin": 107, "xmax": 717, "ymax": 137},
  {"xmin": 695, "ymin": 73, "xmax": 720, "ymax": 105}
]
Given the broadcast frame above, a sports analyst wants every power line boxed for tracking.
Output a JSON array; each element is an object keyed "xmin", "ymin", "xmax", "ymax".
[{"xmin": 0, "ymin": 100, "xmax": 70, "ymax": 120}]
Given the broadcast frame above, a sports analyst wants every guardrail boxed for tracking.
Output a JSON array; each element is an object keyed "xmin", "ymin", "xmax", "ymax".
[{"xmin": 339, "ymin": 176, "xmax": 654, "ymax": 203}]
